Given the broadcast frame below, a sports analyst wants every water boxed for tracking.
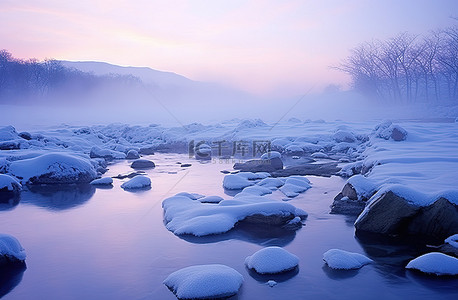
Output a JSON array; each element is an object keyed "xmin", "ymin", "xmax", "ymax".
[{"xmin": 0, "ymin": 153, "xmax": 457, "ymax": 299}]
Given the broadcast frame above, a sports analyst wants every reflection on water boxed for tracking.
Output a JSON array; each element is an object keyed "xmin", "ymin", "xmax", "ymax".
[
  {"xmin": 20, "ymin": 184, "xmax": 96, "ymax": 211},
  {"xmin": 0, "ymin": 194, "xmax": 19, "ymax": 211},
  {"xmin": 322, "ymin": 265, "xmax": 360, "ymax": 280},
  {"xmin": 179, "ymin": 222, "xmax": 297, "ymax": 247},
  {"xmin": 247, "ymin": 266, "xmax": 299, "ymax": 283},
  {"xmin": 0, "ymin": 262, "xmax": 26, "ymax": 298}
]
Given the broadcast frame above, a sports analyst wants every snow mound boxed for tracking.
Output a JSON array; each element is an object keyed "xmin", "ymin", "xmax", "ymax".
[
  {"xmin": 279, "ymin": 177, "xmax": 311, "ymax": 198},
  {"xmin": 162, "ymin": 194, "xmax": 307, "ymax": 236},
  {"xmin": 90, "ymin": 177, "xmax": 113, "ymax": 185},
  {"xmin": 0, "ymin": 234, "xmax": 26, "ymax": 261},
  {"xmin": 333, "ymin": 130, "xmax": 357, "ymax": 143},
  {"xmin": 236, "ymin": 185, "xmax": 273, "ymax": 197},
  {"xmin": 445, "ymin": 234, "xmax": 458, "ymax": 249},
  {"xmin": 236, "ymin": 172, "xmax": 270, "ymax": 180},
  {"xmin": 257, "ymin": 177, "xmax": 285, "ymax": 189},
  {"xmin": 163, "ymin": 264, "xmax": 243, "ymax": 300},
  {"xmin": 245, "ymin": 246, "xmax": 299, "ymax": 274},
  {"xmin": 198, "ymin": 196, "xmax": 224, "ymax": 203},
  {"xmin": 323, "ymin": 249, "xmax": 373, "ymax": 270},
  {"xmin": 121, "ymin": 175, "xmax": 151, "ymax": 189},
  {"xmin": 406, "ymin": 252, "xmax": 458, "ymax": 276},
  {"xmin": 261, "ymin": 151, "xmax": 281, "ymax": 160},
  {"xmin": 223, "ymin": 174, "xmax": 254, "ymax": 190},
  {"xmin": 311, "ymin": 152, "xmax": 329, "ymax": 159},
  {"xmin": 8, "ymin": 153, "xmax": 97, "ymax": 184},
  {"xmin": 0, "ymin": 174, "xmax": 21, "ymax": 192},
  {"xmin": 90, "ymin": 146, "xmax": 126, "ymax": 160}
]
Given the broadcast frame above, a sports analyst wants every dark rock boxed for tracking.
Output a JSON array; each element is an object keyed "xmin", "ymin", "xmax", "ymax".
[
  {"xmin": 180, "ymin": 163, "xmax": 192, "ymax": 168},
  {"xmin": 130, "ymin": 159, "xmax": 156, "ymax": 169},
  {"xmin": 271, "ymin": 162, "xmax": 340, "ymax": 178},
  {"xmin": 355, "ymin": 190, "xmax": 458, "ymax": 239},
  {"xmin": 233, "ymin": 157, "xmax": 283, "ymax": 172},
  {"xmin": 242, "ymin": 213, "xmax": 295, "ymax": 226},
  {"xmin": 220, "ymin": 170, "xmax": 231, "ymax": 174},
  {"xmin": 18, "ymin": 132, "xmax": 32, "ymax": 140},
  {"xmin": 126, "ymin": 149, "xmax": 140, "ymax": 159},
  {"xmin": 0, "ymin": 140, "xmax": 21, "ymax": 150},
  {"xmin": 342, "ymin": 183, "xmax": 358, "ymax": 200},
  {"xmin": 391, "ymin": 126, "xmax": 408, "ymax": 141},
  {"xmin": 330, "ymin": 193, "xmax": 366, "ymax": 215},
  {"xmin": 139, "ymin": 146, "xmax": 155, "ymax": 155},
  {"xmin": 437, "ymin": 244, "xmax": 458, "ymax": 258}
]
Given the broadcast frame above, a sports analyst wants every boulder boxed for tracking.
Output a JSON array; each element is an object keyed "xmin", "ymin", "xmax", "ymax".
[
  {"xmin": 390, "ymin": 125, "xmax": 408, "ymax": 141},
  {"xmin": 90, "ymin": 146, "xmax": 126, "ymax": 160},
  {"xmin": 271, "ymin": 162, "xmax": 340, "ymax": 178},
  {"xmin": 355, "ymin": 189, "xmax": 458, "ymax": 239},
  {"xmin": 130, "ymin": 159, "xmax": 156, "ymax": 169},
  {"xmin": 126, "ymin": 149, "xmax": 140, "ymax": 159},
  {"xmin": 233, "ymin": 157, "xmax": 283, "ymax": 172},
  {"xmin": 139, "ymin": 146, "xmax": 155, "ymax": 155},
  {"xmin": 18, "ymin": 132, "xmax": 32, "ymax": 140}
]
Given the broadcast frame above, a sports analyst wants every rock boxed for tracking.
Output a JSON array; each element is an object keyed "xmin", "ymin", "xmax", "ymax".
[
  {"xmin": 138, "ymin": 146, "xmax": 155, "ymax": 155},
  {"xmin": 0, "ymin": 175, "xmax": 22, "ymax": 201},
  {"xmin": 130, "ymin": 159, "xmax": 156, "ymax": 169},
  {"xmin": 121, "ymin": 175, "xmax": 151, "ymax": 190},
  {"xmin": 406, "ymin": 252, "xmax": 458, "ymax": 276},
  {"xmin": 271, "ymin": 162, "xmax": 340, "ymax": 178},
  {"xmin": 90, "ymin": 177, "xmax": 113, "ymax": 186},
  {"xmin": 233, "ymin": 157, "xmax": 283, "ymax": 172},
  {"xmin": 126, "ymin": 149, "xmax": 140, "ymax": 159},
  {"xmin": 333, "ymin": 130, "xmax": 357, "ymax": 143},
  {"xmin": 355, "ymin": 189, "xmax": 458, "ymax": 239},
  {"xmin": 0, "ymin": 234, "xmax": 26, "ymax": 262},
  {"xmin": 90, "ymin": 146, "xmax": 126, "ymax": 160},
  {"xmin": 112, "ymin": 171, "xmax": 145, "ymax": 179},
  {"xmin": 391, "ymin": 125, "xmax": 408, "ymax": 141},
  {"xmin": 245, "ymin": 247, "xmax": 299, "ymax": 274},
  {"xmin": 0, "ymin": 140, "xmax": 22, "ymax": 150},
  {"xmin": 180, "ymin": 163, "xmax": 192, "ymax": 168},
  {"xmin": 18, "ymin": 132, "xmax": 32, "ymax": 140},
  {"xmin": 330, "ymin": 194, "xmax": 366, "ymax": 215},
  {"xmin": 330, "ymin": 176, "xmax": 378, "ymax": 215},
  {"xmin": 323, "ymin": 249, "xmax": 373, "ymax": 270}
]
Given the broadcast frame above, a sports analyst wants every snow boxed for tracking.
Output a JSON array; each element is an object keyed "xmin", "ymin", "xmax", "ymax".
[
  {"xmin": 311, "ymin": 152, "xmax": 329, "ymax": 159},
  {"xmin": 8, "ymin": 153, "xmax": 97, "ymax": 184},
  {"xmin": 266, "ymin": 280, "xmax": 277, "ymax": 287},
  {"xmin": 223, "ymin": 174, "xmax": 254, "ymax": 190},
  {"xmin": 406, "ymin": 252, "xmax": 458, "ymax": 276},
  {"xmin": 245, "ymin": 246, "xmax": 299, "ymax": 274},
  {"xmin": 163, "ymin": 264, "xmax": 243, "ymax": 299},
  {"xmin": 445, "ymin": 234, "xmax": 458, "ymax": 249},
  {"xmin": 346, "ymin": 175, "xmax": 378, "ymax": 200},
  {"xmin": 90, "ymin": 177, "xmax": 113, "ymax": 185},
  {"xmin": 162, "ymin": 194, "xmax": 307, "ymax": 236},
  {"xmin": 323, "ymin": 249, "xmax": 373, "ymax": 270},
  {"xmin": 198, "ymin": 196, "xmax": 224, "ymax": 203},
  {"xmin": 236, "ymin": 185, "xmax": 273, "ymax": 197},
  {"xmin": 257, "ymin": 177, "xmax": 285, "ymax": 189},
  {"xmin": 121, "ymin": 175, "xmax": 151, "ymax": 189},
  {"xmin": 279, "ymin": 177, "xmax": 311, "ymax": 198},
  {"xmin": 236, "ymin": 172, "xmax": 270, "ymax": 180},
  {"xmin": 0, "ymin": 174, "xmax": 21, "ymax": 191},
  {"xmin": 0, "ymin": 233, "xmax": 26, "ymax": 261},
  {"xmin": 90, "ymin": 146, "xmax": 126, "ymax": 159},
  {"xmin": 261, "ymin": 151, "xmax": 281, "ymax": 160}
]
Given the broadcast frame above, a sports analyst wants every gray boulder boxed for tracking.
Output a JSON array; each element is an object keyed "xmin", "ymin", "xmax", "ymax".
[
  {"xmin": 126, "ymin": 149, "xmax": 140, "ymax": 159},
  {"xmin": 131, "ymin": 159, "xmax": 156, "ymax": 169},
  {"xmin": 355, "ymin": 189, "xmax": 458, "ymax": 239}
]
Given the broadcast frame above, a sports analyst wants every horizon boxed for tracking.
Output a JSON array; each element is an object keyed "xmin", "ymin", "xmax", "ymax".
[{"xmin": 1, "ymin": 0, "xmax": 457, "ymax": 97}]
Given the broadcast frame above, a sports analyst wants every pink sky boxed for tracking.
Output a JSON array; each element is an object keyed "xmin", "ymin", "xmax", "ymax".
[{"xmin": 1, "ymin": 0, "xmax": 457, "ymax": 96}]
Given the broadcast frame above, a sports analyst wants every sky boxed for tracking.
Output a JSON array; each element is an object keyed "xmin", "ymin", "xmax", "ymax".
[{"xmin": 1, "ymin": 0, "xmax": 457, "ymax": 97}]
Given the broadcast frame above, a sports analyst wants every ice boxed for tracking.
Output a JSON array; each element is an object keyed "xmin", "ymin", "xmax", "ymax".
[
  {"xmin": 0, "ymin": 174, "xmax": 22, "ymax": 192},
  {"xmin": 223, "ymin": 174, "xmax": 254, "ymax": 190},
  {"xmin": 162, "ymin": 194, "xmax": 307, "ymax": 236},
  {"xmin": 90, "ymin": 177, "xmax": 113, "ymax": 186},
  {"xmin": 245, "ymin": 246, "xmax": 299, "ymax": 274},
  {"xmin": 323, "ymin": 249, "xmax": 373, "ymax": 270},
  {"xmin": 121, "ymin": 175, "xmax": 151, "ymax": 189},
  {"xmin": 0, "ymin": 233, "xmax": 26, "ymax": 261},
  {"xmin": 8, "ymin": 153, "xmax": 97, "ymax": 184},
  {"xmin": 444, "ymin": 234, "xmax": 458, "ymax": 249},
  {"xmin": 406, "ymin": 252, "xmax": 458, "ymax": 276},
  {"xmin": 163, "ymin": 264, "xmax": 243, "ymax": 299}
]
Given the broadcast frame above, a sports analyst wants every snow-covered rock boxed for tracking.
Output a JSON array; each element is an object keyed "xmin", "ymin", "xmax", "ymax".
[
  {"xmin": 223, "ymin": 174, "xmax": 254, "ymax": 190},
  {"xmin": 0, "ymin": 174, "xmax": 21, "ymax": 194},
  {"xmin": 445, "ymin": 234, "xmax": 458, "ymax": 249},
  {"xmin": 126, "ymin": 149, "xmax": 140, "ymax": 159},
  {"xmin": 355, "ymin": 186, "xmax": 458, "ymax": 238},
  {"xmin": 406, "ymin": 252, "xmax": 458, "ymax": 276},
  {"xmin": 256, "ymin": 177, "xmax": 285, "ymax": 189},
  {"xmin": 279, "ymin": 177, "xmax": 311, "ymax": 198},
  {"xmin": 90, "ymin": 177, "xmax": 113, "ymax": 186},
  {"xmin": 233, "ymin": 157, "xmax": 283, "ymax": 172},
  {"xmin": 0, "ymin": 234, "xmax": 26, "ymax": 262},
  {"xmin": 323, "ymin": 249, "xmax": 372, "ymax": 270},
  {"xmin": 162, "ymin": 194, "xmax": 307, "ymax": 236},
  {"xmin": 284, "ymin": 145, "xmax": 304, "ymax": 156},
  {"xmin": 261, "ymin": 151, "xmax": 281, "ymax": 160},
  {"xmin": 90, "ymin": 146, "xmax": 126, "ymax": 160},
  {"xmin": 331, "ymin": 175, "xmax": 378, "ymax": 215},
  {"xmin": 8, "ymin": 153, "xmax": 97, "ymax": 184},
  {"xmin": 198, "ymin": 195, "xmax": 224, "ymax": 203},
  {"xmin": 121, "ymin": 175, "xmax": 151, "ymax": 190},
  {"xmin": 311, "ymin": 152, "xmax": 329, "ymax": 159},
  {"xmin": 236, "ymin": 172, "xmax": 270, "ymax": 180},
  {"xmin": 130, "ymin": 159, "xmax": 156, "ymax": 169},
  {"xmin": 236, "ymin": 185, "xmax": 273, "ymax": 197},
  {"xmin": 333, "ymin": 130, "xmax": 356, "ymax": 143},
  {"xmin": 175, "ymin": 192, "xmax": 205, "ymax": 200},
  {"xmin": 245, "ymin": 247, "xmax": 299, "ymax": 274},
  {"xmin": 164, "ymin": 264, "xmax": 243, "ymax": 299}
]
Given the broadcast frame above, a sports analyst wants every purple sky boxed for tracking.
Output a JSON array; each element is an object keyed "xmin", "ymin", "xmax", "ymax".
[{"xmin": 1, "ymin": 0, "xmax": 457, "ymax": 96}]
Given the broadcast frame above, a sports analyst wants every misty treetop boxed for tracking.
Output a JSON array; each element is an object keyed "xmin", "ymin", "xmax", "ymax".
[
  {"xmin": 338, "ymin": 26, "xmax": 458, "ymax": 103},
  {"xmin": 0, "ymin": 50, "xmax": 143, "ymax": 104}
]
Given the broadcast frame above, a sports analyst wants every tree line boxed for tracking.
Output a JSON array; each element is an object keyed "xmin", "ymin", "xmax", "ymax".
[
  {"xmin": 337, "ymin": 26, "xmax": 458, "ymax": 103},
  {"xmin": 0, "ymin": 50, "xmax": 142, "ymax": 103}
]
